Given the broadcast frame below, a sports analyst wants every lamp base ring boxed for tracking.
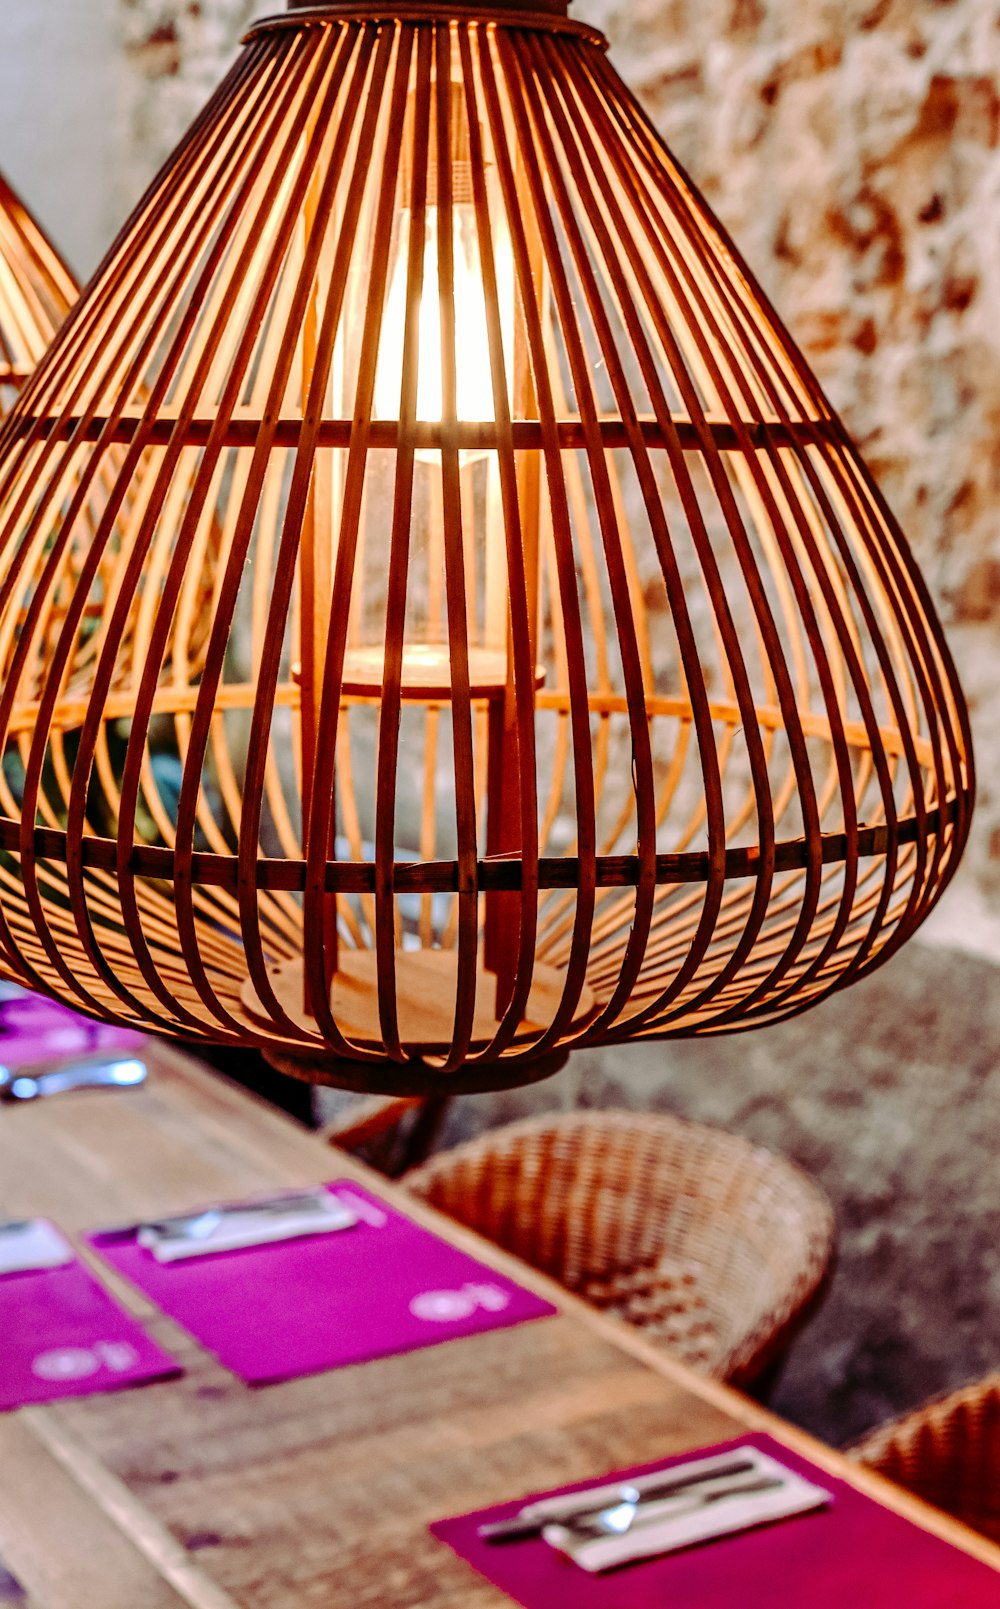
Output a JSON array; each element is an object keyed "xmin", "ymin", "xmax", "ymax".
[
  {"xmin": 238, "ymin": 948, "xmax": 596, "ymax": 1059},
  {"xmin": 263, "ymin": 1044, "xmax": 569, "ymax": 1097}
]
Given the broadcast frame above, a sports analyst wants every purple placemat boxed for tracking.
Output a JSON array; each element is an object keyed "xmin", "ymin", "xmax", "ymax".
[
  {"xmin": 89, "ymin": 1182, "xmax": 557, "ymax": 1385},
  {"xmin": 0, "ymin": 987, "xmax": 144, "ymax": 1069},
  {"xmin": 0, "ymin": 1252, "xmax": 179, "ymax": 1411},
  {"xmin": 0, "ymin": 1559, "xmax": 25, "ymax": 1602},
  {"xmin": 431, "ymin": 1433, "xmax": 1000, "ymax": 1608}
]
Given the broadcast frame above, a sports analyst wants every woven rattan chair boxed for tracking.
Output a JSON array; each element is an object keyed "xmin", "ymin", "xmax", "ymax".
[
  {"xmin": 403, "ymin": 1109, "xmax": 834, "ymax": 1388},
  {"xmin": 851, "ymin": 1374, "xmax": 1000, "ymax": 1542}
]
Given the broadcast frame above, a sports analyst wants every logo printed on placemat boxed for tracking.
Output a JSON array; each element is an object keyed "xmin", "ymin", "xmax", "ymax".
[
  {"xmin": 410, "ymin": 1283, "xmax": 512, "ymax": 1323},
  {"xmin": 31, "ymin": 1339, "xmax": 141, "ymax": 1381}
]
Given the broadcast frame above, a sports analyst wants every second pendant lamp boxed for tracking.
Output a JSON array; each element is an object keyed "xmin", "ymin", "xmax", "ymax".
[
  {"xmin": 0, "ymin": 169, "xmax": 76, "ymax": 413},
  {"xmin": 0, "ymin": 0, "xmax": 973, "ymax": 1093}
]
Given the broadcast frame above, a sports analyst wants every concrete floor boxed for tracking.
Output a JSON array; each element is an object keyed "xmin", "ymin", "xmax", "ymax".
[{"xmin": 425, "ymin": 938, "xmax": 1000, "ymax": 1447}]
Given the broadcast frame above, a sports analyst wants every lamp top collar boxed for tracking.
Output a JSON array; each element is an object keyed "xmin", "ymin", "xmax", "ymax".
[
  {"xmin": 283, "ymin": 0, "xmax": 572, "ymax": 16},
  {"xmin": 253, "ymin": 2, "xmax": 604, "ymax": 46}
]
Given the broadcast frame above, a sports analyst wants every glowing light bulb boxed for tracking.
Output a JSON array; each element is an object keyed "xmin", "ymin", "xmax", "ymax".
[{"xmin": 374, "ymin": 202, "xmax": 513, "ymax": 448}]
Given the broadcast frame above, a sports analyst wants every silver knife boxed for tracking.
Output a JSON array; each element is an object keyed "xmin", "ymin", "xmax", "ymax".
[
  {"xmin": 477, "ymin": 1455, "xmax": 758, "ymax": 1542},
  {"xmin": 558, "ymin": 1473, "xmax": 786, "ymax": 1538}
]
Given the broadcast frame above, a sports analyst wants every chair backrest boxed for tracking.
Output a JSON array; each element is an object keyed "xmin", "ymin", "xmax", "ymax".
[
  {"xmin": 404, "ymin": 1108, "xmax": 835, "ymax": 1381},
  {"xmin": 852, "ymin": 1373, "xmax": 1000, "ymax": 1543}
]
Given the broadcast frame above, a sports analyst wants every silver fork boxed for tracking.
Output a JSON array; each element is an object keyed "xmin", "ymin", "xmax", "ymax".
[{"xmin": 0, "ymin": 1057, "xmax": 147, "ymax": 1102}]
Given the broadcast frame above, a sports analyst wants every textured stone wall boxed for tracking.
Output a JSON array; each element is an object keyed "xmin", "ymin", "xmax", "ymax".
[
  {"xmin": 113, "ymin": 0, "xmax": 1000, "ymax": 955},
  {"xmin": 585, "ymin": 0, "xmax": 1000, "ymax": 958},
  {"xmin": 113, "ymin": 0, "xmax": 274, "ymax": 224}
]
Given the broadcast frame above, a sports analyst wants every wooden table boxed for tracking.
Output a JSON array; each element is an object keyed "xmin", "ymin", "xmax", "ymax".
[{"xmin": 0, "ymin": 1046, "xmax": 996, "ymax": 1608}]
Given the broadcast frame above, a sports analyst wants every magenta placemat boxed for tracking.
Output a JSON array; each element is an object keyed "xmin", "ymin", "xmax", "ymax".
[
  {"xmin": 0, "ymin": 1562, "xmax": 24, "ymax": 1602},
  {"xmin": 0, "ymin": 1253, "xmax": 179, "ymax": 1411},
  {"xmin": 431, "ymin": 1433, "xmax": 1000, "ymax": 1608},
  {"xmin": 0, "ymin": 987, "xmax": 144, "ymax": 1069},
  {"xmin": 89, "ymin": 1182, "xmax": 557, "ymax": 1385}
]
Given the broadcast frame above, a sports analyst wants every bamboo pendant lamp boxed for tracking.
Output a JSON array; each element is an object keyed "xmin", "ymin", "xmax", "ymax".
[
  {"xmin": 0, "ymin": 0, "xmax": 973, "ymax": 1095},
  {"xmin": 0, "ymin": 170, "xmax": 76, "ymax": 413}
]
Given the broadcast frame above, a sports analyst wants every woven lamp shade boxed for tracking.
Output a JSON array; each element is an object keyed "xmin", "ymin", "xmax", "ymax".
[
  {"xmin": 0, "ymin": 170, "xmax": 76, "ymax": 412},
  {"xmin": 0, "ymin": 2, "xmax": 972, "ymax": 1094}
]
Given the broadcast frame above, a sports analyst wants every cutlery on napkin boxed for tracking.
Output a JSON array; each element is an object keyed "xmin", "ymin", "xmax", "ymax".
[
  {"xmin": 0, "ymin": 1218, "xmax": 75, "ymax": 1276},
  {"xmin": 537, "ymin": 1447, "xmax": 832, "ymax": 1573},
  {"xmin": 136, "ymin": 1188, "xmax": 359, "ymax": 1261},
  {"xmin": 478, "ymin": 1448, "xmax": 762, "ymax": 1541}
]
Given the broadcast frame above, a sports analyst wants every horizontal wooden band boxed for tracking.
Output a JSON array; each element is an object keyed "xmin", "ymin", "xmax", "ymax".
[
  {"xmin": 4, "ymin": 684, "xmax": 928, "ymax": 768},
  {"xmin": 2, "ymin": 798, "xmax": 955, "ymax": 895},
  {"xmin": 15, "ymin": 414, "xmax": 841, "ymax": 454}
]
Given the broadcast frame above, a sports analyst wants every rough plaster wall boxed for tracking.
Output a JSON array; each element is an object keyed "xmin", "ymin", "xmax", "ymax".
[
  {"xmin": 0, "ymin": 0, "xmax": 269, "ymax": 278},
  {"xmin": 114, "ymin": 0, "xmax": 274, "ymax": 225},
  {"xmin": 0, "ymin": 0, "xmax": 121, "ymax": 277}
]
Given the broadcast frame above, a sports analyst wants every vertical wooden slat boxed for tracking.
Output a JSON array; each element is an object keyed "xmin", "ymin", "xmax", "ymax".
[{"xmin": 374, "ymin": 22, "xmax": 431, "ymax": 1062}]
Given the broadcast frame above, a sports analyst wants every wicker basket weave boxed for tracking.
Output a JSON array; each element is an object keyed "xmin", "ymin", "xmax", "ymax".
[
  {"xmin": 403, "ymin": 1109, "xmax": 834, "ymax": 1387},
  {"xmin": 851, "ymin": 1375, "xmax": 1000, "ymax": 1542}
]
